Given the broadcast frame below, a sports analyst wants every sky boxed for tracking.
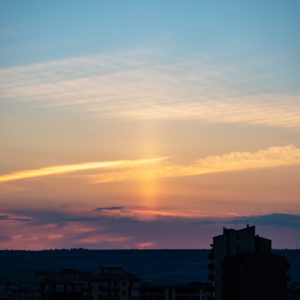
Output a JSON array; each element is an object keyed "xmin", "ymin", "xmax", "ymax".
[{"xmin": 0, "ymin": 0, "xmax": 300, "ymax": 250}]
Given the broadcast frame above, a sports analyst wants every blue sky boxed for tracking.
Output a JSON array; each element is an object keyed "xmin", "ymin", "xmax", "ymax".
[
  {"xmin": 1, "ymin": 0, "xmax": 299, "ymax": 100},
  {"xmin": 1, "ymin": 1, "xmax": 300, "ymax": 68}
]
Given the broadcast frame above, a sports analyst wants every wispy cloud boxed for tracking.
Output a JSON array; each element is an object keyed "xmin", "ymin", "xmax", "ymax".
[
  {"xmin": 1, "ymin": 145, "xmax": 299, "ymax": 184},
  {"xmin": 0, "ymin": 157, "xmax": 167, "ymax": 183},
  {"xmin": 92, "ymin": 207, "xmax": 220, "ymax": 221},
  {"xmin": 0, "ymin": 214, "xmax": 31, "ymax": 222},
  {"xmin": 95, "ymin": 206, "xmax": 124, "ymax": 211},
  {"xmin": 91, "ymin": 145, "xmax": 300, "ymax": 183},
  {"xmin": 1, "ymin": 53, "xmax": 299, "ymax": 130},
  {"xmin": 226, "ymin": 213, "xmax": 300, "ymax": 228}
]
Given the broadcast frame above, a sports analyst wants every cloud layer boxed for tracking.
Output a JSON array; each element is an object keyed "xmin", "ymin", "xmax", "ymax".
[
  {"xmin": 1, "ymin": 145, "xmax": 299, "ymax": 183},
  {"xmin": 1, "ymin": 53, "xmax": 300, "ymax": 129},
  {"xmin": 0, "ymin": 207, "xmax": 299, "ymax": 249}
]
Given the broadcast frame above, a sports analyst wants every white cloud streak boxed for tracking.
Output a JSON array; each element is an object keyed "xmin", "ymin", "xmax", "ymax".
[{"xmin": 0, "ymin": 53, "xmax": 300, "ymax": 129}]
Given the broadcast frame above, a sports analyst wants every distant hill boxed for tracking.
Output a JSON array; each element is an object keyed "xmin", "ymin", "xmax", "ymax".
[{"xmin": 0, "ymin": 249, "xmax": 299, "ymax": 283}]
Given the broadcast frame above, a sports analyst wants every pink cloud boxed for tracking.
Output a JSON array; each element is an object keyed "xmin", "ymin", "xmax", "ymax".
[
  {"xmin": 137, "ymin": 241, "xmax": 155, "ymax": 249},
  {"xmin": 0, "ymin": 207, "xmax": 299, "ymax": 249},
  {"xmin": 78, "ymin": 235, "xmax": 132, "ymax": 244}
]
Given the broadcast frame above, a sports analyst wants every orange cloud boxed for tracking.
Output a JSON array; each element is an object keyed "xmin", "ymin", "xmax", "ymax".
[
  {"xmin": 95, "ymin": 207, "xmax": 239, "ymax": 221},
  {"xmin": 0, "ymin": 157, "xmax": 167, "ymax": 183},
  {"xmin": 1, "ymin": 146, "xmax": 299, "ymax": 185},
  {"xmin": 91, "ymin": 145, "xmax": 300, "ymax": 183}
]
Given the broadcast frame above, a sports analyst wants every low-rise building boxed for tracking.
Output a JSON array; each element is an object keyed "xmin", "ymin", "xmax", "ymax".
[
  {"xmin": 140, "ymin": 282, "xmax": 210, "ymax": 300},
  {"xmin": 37, "ymin": 267, "xmax": 140, "ymax": 300}
]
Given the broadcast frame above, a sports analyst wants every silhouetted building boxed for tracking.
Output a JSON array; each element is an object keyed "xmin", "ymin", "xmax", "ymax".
[
  {"xmin": 140, "ymin": 282, "xmax": 210, "ymax": 300},
  {"xmin": 37, "ymin": 269, "xmax": 95, "ymax": 299},
  {"xmin": 288, "ymin": 282, "xmax": 300, "ymax": 300},
  {"xmin": 37, "ymin": 267, "xmax": 140, "ymax": 300},
  {"xmin": 222, "ymin": 252, "xmax": 289, "ymax": 300},
  {"xmin": 95, "ymin": 267, "xmax": 140, "ymax": 300},
  {"xmin": 208, "ymin": 225, "xmax": 289, "ymax": 300},
  {"xmin": 0, "ymin": 281, "xmax": 39, "ymax": 300}
]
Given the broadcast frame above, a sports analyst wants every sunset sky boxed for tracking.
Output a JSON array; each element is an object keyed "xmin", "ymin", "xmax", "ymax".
[{"xmin": 1, "ymin": 0, "xmax": 300, "ymax": 250}]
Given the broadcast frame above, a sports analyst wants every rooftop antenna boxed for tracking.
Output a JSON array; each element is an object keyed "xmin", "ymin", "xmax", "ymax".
[{"xmin": 245, "ymin": 220, "xmax": 250, "ymax": 229}]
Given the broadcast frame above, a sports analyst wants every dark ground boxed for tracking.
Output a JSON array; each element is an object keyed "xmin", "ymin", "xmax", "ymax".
[{"xmin": 0, "ymin": 249, "xmax": 299, "ymax": 283}]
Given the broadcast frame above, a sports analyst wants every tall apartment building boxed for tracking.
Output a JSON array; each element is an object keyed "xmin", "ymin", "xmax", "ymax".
[{"xmin": 208, "ymin": 225, "xmax": 289, "ymax": 300}]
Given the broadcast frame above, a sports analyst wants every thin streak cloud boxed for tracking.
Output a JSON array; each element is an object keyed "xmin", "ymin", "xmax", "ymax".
[
  {"xmin": 0, "ymin": 157, "xmax": 167, "ymax": 183},
  {"xmin": 1, "ymin": 145, "xmax": 298, "ymax": 184}
]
